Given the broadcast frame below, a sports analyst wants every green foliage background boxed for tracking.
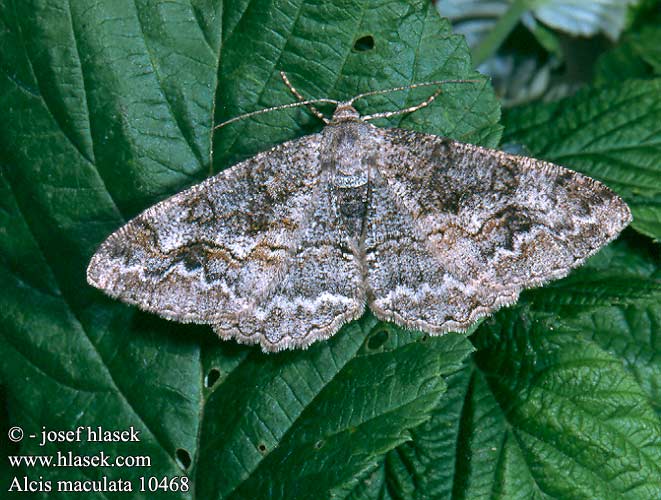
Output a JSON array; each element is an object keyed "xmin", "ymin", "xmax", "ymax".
[{"xmin": 1, "ymin": 1, "xmax": 659, "ymax": 499}]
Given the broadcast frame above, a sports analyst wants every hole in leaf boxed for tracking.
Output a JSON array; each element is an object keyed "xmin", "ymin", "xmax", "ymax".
[
  {"xmin": 205, "ymin": 368, "xmax": 220, "ymax": 388},
  {"xmin": 367, "ymin": 328, "xmax": 389, "ymax": 350},
  {"xmin": 175, "ymin": 448, "xmax": 192, "ymax": 470},
  {"xmin": 258, "ymin": 443, "xmax": 267, "ymax": 454},
  {"xmin": 314, "ymin": 439, "xmax": 325, "ymax": 450},
  {"xmin": 354, "ymin": 35, "xmax": 375, "ymax": 51}
]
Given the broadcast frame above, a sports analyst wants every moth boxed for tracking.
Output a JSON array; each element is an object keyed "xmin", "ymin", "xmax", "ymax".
[{"xmin": 87, "ymin": 72, "xmax": 631, "ymax": 351}]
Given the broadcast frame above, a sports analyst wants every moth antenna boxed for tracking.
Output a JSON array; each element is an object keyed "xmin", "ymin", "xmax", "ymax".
[
  {"xmin": 214, "ymin": 77, "xmax": 481, "ymax": 129},
  {"xmin": 214, "ymin": 98, "xmax": 339, "ymax": 130},
  {"xmin": 362, "ymin": 87, "xmax": 444, "ymax": 121},
  {"xmin": 280, "ymin": 71, "xmax": 331, "ymax": 124},
  {"xmin": 347, "ymin": 78, "xmax": 481, "ymax": 105}
]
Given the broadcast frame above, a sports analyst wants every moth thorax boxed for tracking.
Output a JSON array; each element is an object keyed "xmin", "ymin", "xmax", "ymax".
[
  {"xmin": 331, "ymin": 104, "xmax": 360, "ymax": 122},
  {"xmin": 330, "ymin": 136, "xmax": 369, "ymax": 185}
]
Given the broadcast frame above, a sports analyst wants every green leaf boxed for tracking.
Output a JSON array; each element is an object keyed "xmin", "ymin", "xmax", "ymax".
[
  {"xmin": 196, "ymin": 319, "xmax": 474, "ymax": 500},
  {"xmin": 0, "ymin": 1, "xmax": 492, "ymax": 498},
  {"xmin": 595, "ymin": 25, "xmax": 661, "ymax": 83},
  {"xmin": 528, "ymin": 252, "xmax": 661, "ymax": 417},
  {"xmin": 214, "ymin": 0, "xmax": 501, "ymax": 171},
  {"xmin": 502, "ymin": 79, "xmax": 661, "ymax": 240},
  {"xmin": 630, "ymin": 24, "xmax": 661, "ymax": 73},
  {"xmin": 343, "ymin": 308, "xmax": 661, "ymax": 500},
  {"xmin": 580, "ymin": 232, "xmax": 660, "ymax": 278},
  {"xmin": 595, "ymin": 42, "xmax": 654, "ymax": 83},
  {"xmin": 474, "ymin": 311, "xmax": 661, "ymax": 499}
]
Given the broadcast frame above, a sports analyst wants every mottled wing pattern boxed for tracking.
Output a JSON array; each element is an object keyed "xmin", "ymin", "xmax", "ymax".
[
  {"xmin": 364, "ymin": 173, "xmax": 468, "ymax": 333},
  {"xmin": 87, "ymin": 134, "xmax": 365, "ymax": 351},
  {"xmin": 220, "ymin": 183, "xmax": 366, "ymax": 350},
  {"xmin": 365, "ymin": 127, "xmax": 631, "ymax": 333}
]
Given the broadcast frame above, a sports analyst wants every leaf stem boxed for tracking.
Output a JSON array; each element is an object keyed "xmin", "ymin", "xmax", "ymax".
[{"xmin": 471, "ymin": 0, "xmax": 531, "ymax": 67}]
